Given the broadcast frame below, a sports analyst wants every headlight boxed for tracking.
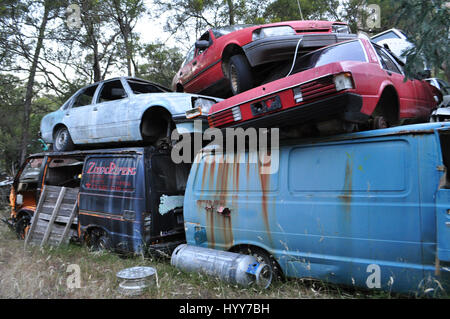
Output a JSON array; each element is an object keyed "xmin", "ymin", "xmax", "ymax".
[
  {"xmin": 332, "ymin": 24, "xmax": 350, "ymax": 34},
  {"xmin": 333, "ymin": 72, "xmax": 354, "ymax": 91},
  {"xmin": 186, "ymin": 98, "xmax": 217, "ymax": 119},
  {"xmin": 252, "ymin": 26, "xmax": 296, "ymax": 41}
]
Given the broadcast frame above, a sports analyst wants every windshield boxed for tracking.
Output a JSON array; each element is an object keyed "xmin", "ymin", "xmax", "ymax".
[
  {"xmin": 291, "ymin": 40, "xmax": 367, "ymax": 74},
  {"xmin": 212, "ymin": 24, "xmax": 254, "ymax": 39},
  {"xmin": 127, "ymin": 79, "xmax": 170, "ymax": 94}
]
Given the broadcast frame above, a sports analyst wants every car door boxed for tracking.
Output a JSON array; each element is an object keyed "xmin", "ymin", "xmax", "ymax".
[
  {"xmin": 91, "ymin": 79, "xmax": 130, "ymax": 141},
  {"xmin": 188, "ymin": 30, "xmax": 217, "ymax": 91},
  {"xmin": 177, "ymin": 46, "xmax": 196, "ymax": 90},
  {"xmin": 63, "ymin": 84, "xmax": 99, "ymax": 142},
  {"xmin": 373, "ymin": 45, "xmax": 418, "ymax": 118}
]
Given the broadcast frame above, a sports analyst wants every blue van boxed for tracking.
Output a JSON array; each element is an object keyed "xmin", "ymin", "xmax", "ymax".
[{"xmin": 183, "ymin": 122, "xmax": 450, "ymax": 294}]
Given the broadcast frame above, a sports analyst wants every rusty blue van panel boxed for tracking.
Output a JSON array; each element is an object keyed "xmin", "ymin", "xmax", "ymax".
[{"xmin": 183, "ymin": 122, "xmax": 450, "ymax": 294}]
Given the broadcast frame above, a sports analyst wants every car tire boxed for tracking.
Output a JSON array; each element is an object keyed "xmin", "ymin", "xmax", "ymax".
[
  {"xmin": 86, "ymin": 229, "xmax": 111, "ymax": 252},
  {"xmin": 54, "ymin": 126, "xmax": 74, "ymax": 152},
  {"xmin": 15, "ymin": 215, "xmax": 31, "ymax": 240},
  {"xmin": 228, "ymin": 54, "xmax": 253, "ymax": 95}
]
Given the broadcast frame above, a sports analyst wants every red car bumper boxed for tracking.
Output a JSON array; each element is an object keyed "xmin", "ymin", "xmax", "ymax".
[{"xmin": 209, "ymin": 91, "xmax": 366, "ymax": 129}]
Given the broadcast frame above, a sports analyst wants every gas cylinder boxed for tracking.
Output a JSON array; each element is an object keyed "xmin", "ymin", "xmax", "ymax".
[{"xmin": 171, "ymin": 244, "xmax": 272, "ymax": 288}]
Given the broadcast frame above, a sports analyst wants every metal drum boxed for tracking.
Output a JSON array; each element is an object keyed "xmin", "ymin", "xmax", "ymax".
[
  {"xmin": 116, "ymin": 266, "xmax": 156, "ymax": 296},
  {"xmin": 171, "ymin": 244, "xmax": 272, "ymax": 288}
]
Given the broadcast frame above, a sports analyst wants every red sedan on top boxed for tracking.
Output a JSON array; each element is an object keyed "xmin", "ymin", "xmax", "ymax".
[
  {"xmin": 206, "ymin": 38, "xmax": 441, "ymax": 132},
  {"xmin": 172, "ymin": 20, "xmax": 356, "ymax": 98}
]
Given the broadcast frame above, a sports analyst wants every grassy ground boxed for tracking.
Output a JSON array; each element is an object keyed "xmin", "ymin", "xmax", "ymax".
[{"xmin": 0, "ymin": 207, "xmax": 412, "ymax": 299}]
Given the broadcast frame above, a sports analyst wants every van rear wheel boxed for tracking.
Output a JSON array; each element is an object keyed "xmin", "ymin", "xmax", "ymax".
[{"xmin": 236, "ymin": 246, "xmax": 283, "ymax": 281}]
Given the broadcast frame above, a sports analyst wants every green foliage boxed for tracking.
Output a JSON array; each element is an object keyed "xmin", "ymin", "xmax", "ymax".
[
  {"xmin": 136, "ymin": 42, "xmax": 184, "ymax": 88},
  {"xmin": 265, "ymin": 0, "xmax": 340, "ymax": 22},
  {"xmin": 395, "ymin": 0, "xmax": 450, "ymax": 80}
]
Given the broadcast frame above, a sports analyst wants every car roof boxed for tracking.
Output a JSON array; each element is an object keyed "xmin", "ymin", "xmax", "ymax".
[{"xmin": 85, "ymin": 76, "xmax": 172, "ymax": 92}]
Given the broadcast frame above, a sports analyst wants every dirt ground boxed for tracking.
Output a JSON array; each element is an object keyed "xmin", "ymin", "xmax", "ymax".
[{"xmin": 0, "ymin": 208, "xmax": 409, "ymax": 299}]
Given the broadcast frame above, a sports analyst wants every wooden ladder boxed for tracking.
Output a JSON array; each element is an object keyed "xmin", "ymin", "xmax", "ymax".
[{"xmin": 24, "ymin": 185, "xmax": 79, "ymax": 247}]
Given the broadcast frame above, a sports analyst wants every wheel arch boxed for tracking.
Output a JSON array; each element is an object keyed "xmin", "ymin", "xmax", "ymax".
[
  {"xmin": 52, "ymin": 123, "xmax": 70, "ymax": 140},
  {"xmin": 228, "ymin": 242, "xmax": 285, "ymax": 278},
  {"xmin": 221, "ymin": 43, "xmax": 247, "ymax": 79},
  {"xmin": 139, "ymin": 105, "xmax": 174, "ymax": 140},
  {"xmin": 373, "ymin": 84, "xmax": 400, "ymax": 125}
]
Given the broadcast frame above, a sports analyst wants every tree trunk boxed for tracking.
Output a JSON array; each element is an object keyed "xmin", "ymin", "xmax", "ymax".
[
  {"xmin": 19, "ymin": 1, "xmax": 50, "ymax": 165},
  {"xmin": 226, "ymin": 0, "xmax": 235, "ymax": 25}
]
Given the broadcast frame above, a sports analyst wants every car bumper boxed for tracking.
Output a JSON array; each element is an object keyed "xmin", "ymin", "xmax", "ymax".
[
  {"xmin": 243, "ymin": 33, "xmax": 357, "ymax": 67},
  {"xmin": 221, "ymin": 92, "xmax": 367, "ymax": 129}
]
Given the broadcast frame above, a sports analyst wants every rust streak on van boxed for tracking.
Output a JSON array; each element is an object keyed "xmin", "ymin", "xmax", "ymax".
[
  {"xmin": 258, "ymin": 159, "xmax": 273, "ymax": 245},
  {"xmin": 339, "ymin": 155, "xmax": 353, "ymax": 219}
]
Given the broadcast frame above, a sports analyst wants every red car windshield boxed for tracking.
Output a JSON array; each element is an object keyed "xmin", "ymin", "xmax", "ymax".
[
  {"xmin": 212, "ymin": 24, "xmax": 254, "ymax": 39},
  {"xmin": 291, "ymin": 40, "xmax": 367, "ymax": 74}
]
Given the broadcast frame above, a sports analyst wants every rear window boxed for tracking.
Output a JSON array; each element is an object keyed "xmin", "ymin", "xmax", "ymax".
[
  {"xmin": 292, "ymin": 40, "xmax": 367, "ymax": 74},
  {"xmin": 82, "ymin": 157, "xmax": 137, "ymax": 193}
]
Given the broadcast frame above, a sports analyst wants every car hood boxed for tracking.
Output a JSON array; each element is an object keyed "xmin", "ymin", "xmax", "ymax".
[{"xmin": 131, "ymin": 92, "xmax": 222, "ymax": 116}]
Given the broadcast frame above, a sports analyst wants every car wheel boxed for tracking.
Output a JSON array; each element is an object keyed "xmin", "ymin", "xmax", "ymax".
[
  {"xmin": 372, "ymin": 116, "xmax": 388, "ymax": 129},
  {"xmin": 86, "ymin": 229, "xmax": 111, "ymax": 252},
  {"xmin": 15, "ymin": 215, "xmax": 31, "ymax": 240},
  {"xmin": 54, "ymin": 126, "xmax": 74, "ymax": 152},
  {"xmin": 228, "ymin": 54, "xmax": 253, "ymax": 95},
  {"xmin": 236, "ymin": 246, "xmax": 283, "ymax": 282}
]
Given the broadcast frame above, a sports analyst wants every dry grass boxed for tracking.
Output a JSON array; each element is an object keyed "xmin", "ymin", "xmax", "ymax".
[{"xmin": 0, "ymin": 207, "xmax": 397, "ymax": 299}]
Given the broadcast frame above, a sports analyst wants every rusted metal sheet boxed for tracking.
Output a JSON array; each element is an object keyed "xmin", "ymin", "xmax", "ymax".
[{"xmin": 184, "ymin": 123, "xmax": 450, "ymax": 294}]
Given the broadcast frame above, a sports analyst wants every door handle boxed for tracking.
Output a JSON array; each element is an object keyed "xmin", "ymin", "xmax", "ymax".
[
  {"xmin": 93, "ymin": 107, "xmax": 98, "ymax": 111},
  {"xmin": 180, "ymin": 71, "xmax": 183, "ymax": 75}
]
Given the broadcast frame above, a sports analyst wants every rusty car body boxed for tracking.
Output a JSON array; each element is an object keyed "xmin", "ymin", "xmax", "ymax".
[
  {"xmin": 40, "ymin": 77, "xmax": 222, "ymax": 152},
  {"xmin": 172, "ymin": 20, "xmax": 356, "ymax": 97},
  {"xmin": 6, "ymin": 147, "xmax": 191, "ymax": 255},
  {"xmin": 207, "ymin": 38, "xmax": 441, "ymax": 132},
  {"xmin": 183, "ymin": 122, "xmax": 450, "ymax": 294}
]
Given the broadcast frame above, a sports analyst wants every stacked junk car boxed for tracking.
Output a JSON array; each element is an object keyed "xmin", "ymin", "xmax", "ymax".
[{"xmin": 3, "ymin": 20, "xmax": 450, "ymax": 296}]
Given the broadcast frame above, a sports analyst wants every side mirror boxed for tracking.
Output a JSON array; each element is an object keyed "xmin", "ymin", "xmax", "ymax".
[{"xmin": 195, "ymin": 40, "xmax": 210, "ymax": 50}]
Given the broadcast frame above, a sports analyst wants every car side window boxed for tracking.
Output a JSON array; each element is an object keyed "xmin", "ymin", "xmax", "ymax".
[
  {"xmin": 196, "ymin": 31, "xmax": 211, "ymax": 56},
  {"xmin": 127, "ymin": 80, "xmax": 166, "ymax": 94},
  {"xmin": 98, "ymin": 80, "xmax": 128, "ymax": 103},
  {"xmin": 183, "ymin": 46, "xmax": 195, "ymax": 66},
  {"xmin": 375, "ymin": 46, "xmax": 402, "ymax": 74},
  {"xmin": 72, "ymin": 85, "xmax": 98, "ymax": 108}
]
